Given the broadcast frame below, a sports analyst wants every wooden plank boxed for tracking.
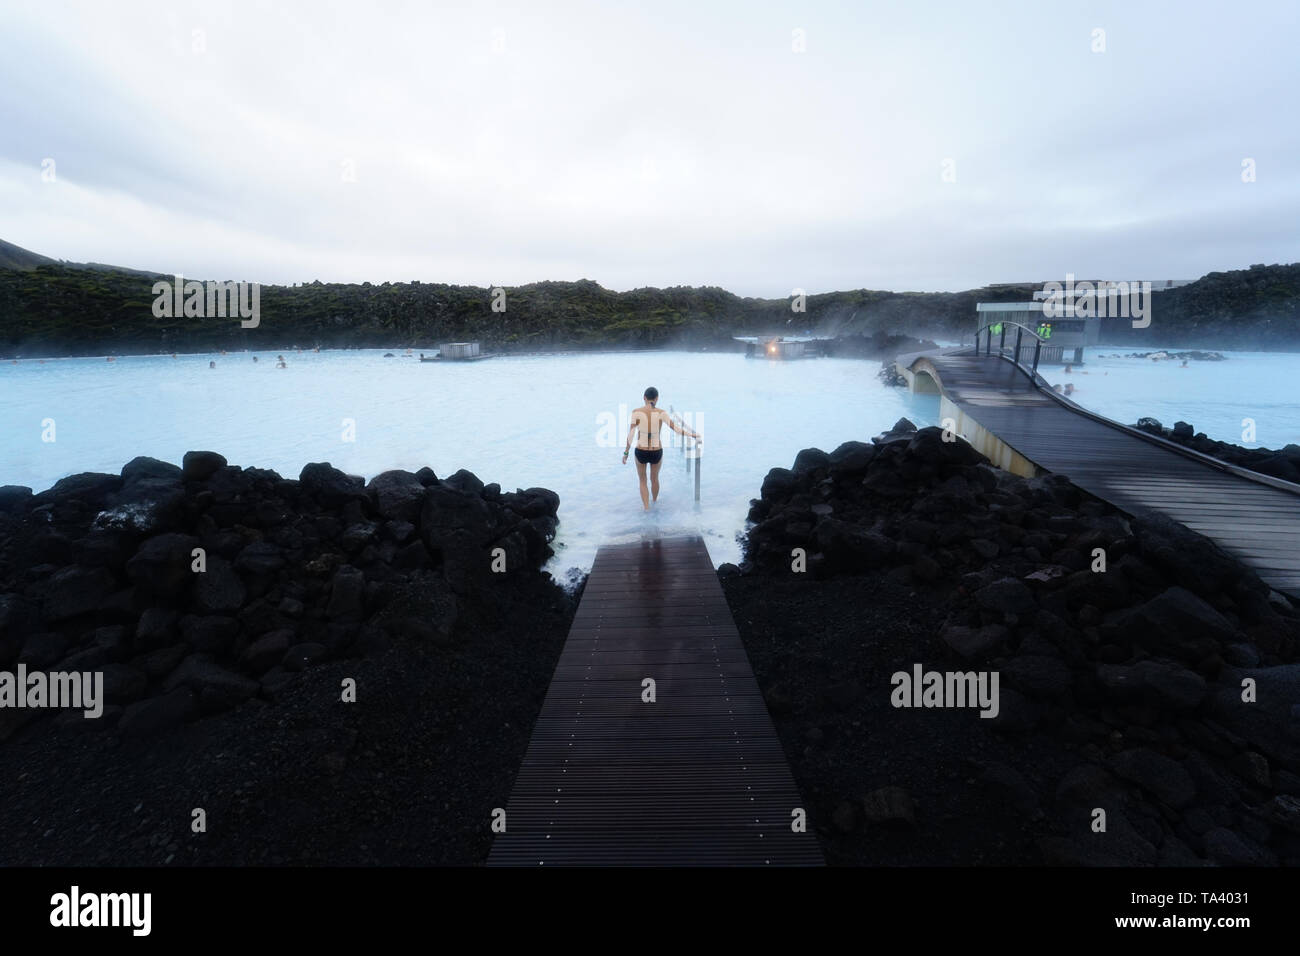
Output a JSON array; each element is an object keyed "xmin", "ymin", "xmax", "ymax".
[{"xmin": 487, "ymin": 535, "xmax": 823, "ymax": 866}]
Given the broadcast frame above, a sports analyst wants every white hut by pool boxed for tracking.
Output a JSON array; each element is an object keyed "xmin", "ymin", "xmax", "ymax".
[{"xmin": 439, "ymin": 342, "xmax": 482, "ymax": 360}]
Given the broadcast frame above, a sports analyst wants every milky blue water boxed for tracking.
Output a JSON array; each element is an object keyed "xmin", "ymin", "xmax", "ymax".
[
  {"xmin": 4, "ymin": 347, "xmax": 1296, "ymax": 573},
  {"xmin": 0, "ymin": 350, "xmax": 939, "ymax": 573},
  {"xmin": 1039, "ymin": 348, "xmax": 1300, "ymax": 449}
]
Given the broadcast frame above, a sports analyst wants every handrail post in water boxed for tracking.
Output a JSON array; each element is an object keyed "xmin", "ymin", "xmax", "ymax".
[
  {"xmin": 671, "ymin": 405, "xmax": 686, "ymax": 465},
  {"xmin": 1033, "ymin": 338, "xmax": 1041, "ymax": 375},
  {"xmin": 999, "ymin": 323, "xmax": 1006, "ymax": 354},
  {"xmin": 694, "ymin": 438, "xmax": 701, "ymax": 502},
  {"xmin": 1015, "ymin": 326, "xmax": 1023, "ymax": 366}
]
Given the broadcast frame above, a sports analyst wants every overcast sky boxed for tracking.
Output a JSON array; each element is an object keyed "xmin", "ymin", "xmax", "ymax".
[{"xmin": 2, "ymin": 0, "xmax": 1297, "ymax": 295}]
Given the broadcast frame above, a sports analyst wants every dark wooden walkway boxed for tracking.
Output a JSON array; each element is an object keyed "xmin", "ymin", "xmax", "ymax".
[
  {"xmin": 907, "ymin": 349, "xmax": 1300, "ymax": 596},
  {"xmin": 486, "ymin": 535, "xmax": 823, "ymax": 866}
]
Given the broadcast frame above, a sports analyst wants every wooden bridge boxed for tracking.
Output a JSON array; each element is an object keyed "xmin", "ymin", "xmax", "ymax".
[
  {"xmin": 899, "ymin": 339, "xmax": 1300, "ymax": 597},
  {"xmin": 487, "ymin": 535, "xmax": 822, "ymax": 866}
]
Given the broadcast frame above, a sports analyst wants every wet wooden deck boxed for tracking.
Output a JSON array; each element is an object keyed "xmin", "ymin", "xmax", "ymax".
[
  {"xmin": 486, "ymin": 535, "xmax": 823, "ymax": 866},
  {"xmin": 909, "ymin": 349, "xmax": 1300, "ymax": 596}
]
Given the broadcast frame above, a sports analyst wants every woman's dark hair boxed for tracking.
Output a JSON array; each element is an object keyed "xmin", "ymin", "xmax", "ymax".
[{"xmin": 644, "ymin": 386, "xmax": 658, "ymax": 400}]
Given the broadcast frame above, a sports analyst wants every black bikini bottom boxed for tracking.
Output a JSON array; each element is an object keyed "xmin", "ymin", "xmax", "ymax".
[{"xmin": 634, "ymin": 448, "xmax": 663, "ymax": 465}]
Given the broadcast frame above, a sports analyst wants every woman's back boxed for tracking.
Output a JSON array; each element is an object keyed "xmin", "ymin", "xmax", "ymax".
[{"xmin": 630, "ymin": 404, "xmax": 670, "ymax": 449}]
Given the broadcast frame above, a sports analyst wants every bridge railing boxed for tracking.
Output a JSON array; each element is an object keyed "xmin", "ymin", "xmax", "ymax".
[
  {"xmin": 972, "ymin": 320, "xmax": 1051, "ymax": 376},
  {"xmin": 974, "ymin": 329, "xmax": 1300, "ymax": 499},
  {"xmin": 946, "ymin": 326, "xmax": 1300, "ymax": 500},
  {"xmin": 1042, "ymin": 381, "xmax": 1300, "ymax": 498}
]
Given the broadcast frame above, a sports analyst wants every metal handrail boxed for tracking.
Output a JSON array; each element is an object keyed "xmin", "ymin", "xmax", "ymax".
[
  {"xmin": 971, "ymin": 320, "xmax": 1051, "ymax": 376},
  {"xmin": 972, "ymin": 340, "xmax": 1300, "ymax": 500},
  {"xmin": 911, "ymin": 334, "xmax": 1300, "ymax": 503},
  {"xmin": 669, "ymin": 405, "xmax": 702, "ymax": 502},
  {"xmin": 1039, "ymin": 382, "xmax": 1300, "ymax": 499}
]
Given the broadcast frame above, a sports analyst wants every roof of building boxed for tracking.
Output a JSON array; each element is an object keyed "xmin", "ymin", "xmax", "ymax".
[{"xmin": 975, "ymin": 302, "xmax": 1048, "ymax": 311}]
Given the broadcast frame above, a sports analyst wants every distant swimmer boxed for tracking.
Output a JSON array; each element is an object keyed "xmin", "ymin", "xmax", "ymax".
[
  {"xmin": 253, "ymin": 355, "xmax": 258, "ymax": 363},
  {"xmin": 276, "ymin": 355, "xmax": 287, "ymax": 368},
  {"xmin": 623, "ymin": 386, "xmax": 700, "ymax": 511},
  {"xmin": 1181, "ymin": 359, "xmax": 1189, "ymax": 368},
  {"xmin": 1064, "ymin": 383, "xmax": 1076, "ymax": 397},
  {"xmin": 209, "ymin": 360, "xmax": 216, "ymax": 369},
  {"xmin": 1064, "ymin": 364, "xmax": 1072, "ymax": 374},
  {"xmin": 171, "ymin": 353, "xmax": 177, "ymax": 359}
]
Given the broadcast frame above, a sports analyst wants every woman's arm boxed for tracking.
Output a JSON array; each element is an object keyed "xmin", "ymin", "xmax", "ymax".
[
  {"xmin": 623, "ymin": 420, "xmax": 637, "ymax": 462},
  {"xmin": 666, "ymin": 414, "xmax": 701, "ymax": 440}
]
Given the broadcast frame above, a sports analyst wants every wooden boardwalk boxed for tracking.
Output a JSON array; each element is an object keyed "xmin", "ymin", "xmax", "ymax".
[
  {"xmin": 907, "ymin": 349, "xmax": 1300, "ymax": 596},
  {"xmin": 487, "ymin": 535, "xmax": 823, "ymax": 866}
]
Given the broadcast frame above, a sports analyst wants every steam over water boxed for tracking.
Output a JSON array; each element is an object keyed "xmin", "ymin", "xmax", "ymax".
[{"xmin": 3, "ymin": 347, "xmax": 1297, "ymax": 573}]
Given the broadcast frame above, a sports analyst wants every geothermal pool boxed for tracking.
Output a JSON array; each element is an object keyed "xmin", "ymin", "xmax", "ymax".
[
  {"xmin": 3, "ymin": 347, "xmax": 1297, "ymax": 575},
  {"xmin": 1039, "ymin": 348, "xmax": 1300, "ymax": 449},
  {"xmin": 0, "ymin": 349, "xmax": 939, "ymax": 574}
]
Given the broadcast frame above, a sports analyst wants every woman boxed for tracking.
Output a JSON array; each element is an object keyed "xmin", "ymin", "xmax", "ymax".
[{"xmin": 622, "ymin": 386, "xmax": 701, "ymax": 510}]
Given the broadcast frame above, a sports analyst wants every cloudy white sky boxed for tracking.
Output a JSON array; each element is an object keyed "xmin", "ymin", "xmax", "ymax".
[{"xmin": 2, "ymin": 0, "xmax": 1297, "ymax": 295}]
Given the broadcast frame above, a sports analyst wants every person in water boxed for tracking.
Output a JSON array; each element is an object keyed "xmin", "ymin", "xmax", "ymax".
[{"xmin": 623, "ymin": 386, "xmax": 701, "ymax": 510}]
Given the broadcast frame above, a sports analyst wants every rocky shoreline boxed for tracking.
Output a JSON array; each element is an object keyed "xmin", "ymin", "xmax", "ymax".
[
  {"xmin": 1102, "ymin": 350, "xmax": 1226, "ymax": 362},
  {"xmin": 722, "ymin": 419, "xmax": 1300, "ymax": 865},
  {"xmin": 1132, "ymin": 417, "xmax": 1300, "ymax": 486},
  {"xmin": 7, "ymin": 428, "xmax": 1300, "ymax": 867},
  {"xmin": 0, "ymin": 454, "xmax": 576, "ymax": 864}
]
